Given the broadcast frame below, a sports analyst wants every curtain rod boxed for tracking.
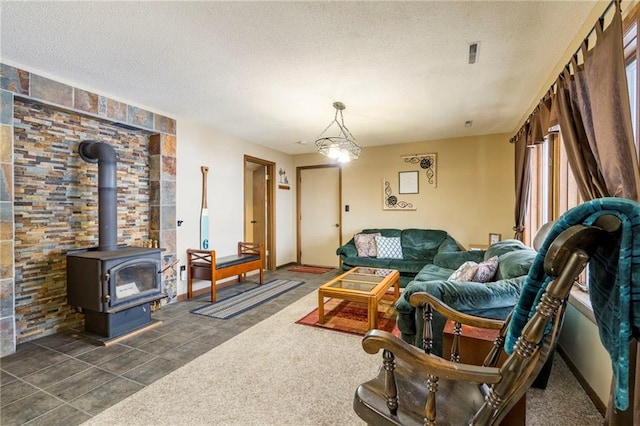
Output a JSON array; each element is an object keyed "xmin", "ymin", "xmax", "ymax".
[{"xmin": 510, "ymin": 0, "xmax": 618, "ymax": 143}]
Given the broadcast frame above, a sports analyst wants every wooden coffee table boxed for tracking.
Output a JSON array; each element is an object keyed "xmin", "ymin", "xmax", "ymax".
[{"xmin": 317, "ymin": 267, "xmax": 400, "ymax": 330}]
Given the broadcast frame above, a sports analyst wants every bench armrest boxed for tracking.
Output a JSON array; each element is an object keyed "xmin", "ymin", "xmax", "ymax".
[
  {"xmin": 187, "ymin": 248, "xmax": 215, "ymax": 265},
  {"xmin": 238, "ymin": 242, "xmax": 263, "ymax": 257}
]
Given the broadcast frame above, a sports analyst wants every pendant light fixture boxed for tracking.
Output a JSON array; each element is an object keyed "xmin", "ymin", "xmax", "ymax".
[{"xmin": 315, "ymin": 101, "xmax": 361, "ymax": 162}]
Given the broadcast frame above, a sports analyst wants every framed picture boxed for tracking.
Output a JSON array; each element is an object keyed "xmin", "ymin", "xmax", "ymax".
[
  {"xmin": 489, "ymin": 233, "xmax": 502, "ymax": 245},
  {"xmin": 399, "ymin": 171, "xmax": 419, "ymax": 194}
]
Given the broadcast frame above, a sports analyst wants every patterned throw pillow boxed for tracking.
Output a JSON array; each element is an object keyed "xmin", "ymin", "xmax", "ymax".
[
  {"xmin": 375, "ymin": 236, "xmax": 404, "ymax": 259},
  {"xmin": 448, "ymin": 261, "xmax": 479, "ymax": 282},
  {"xmin": 473, "ymin": 256, "xmax": 499, "ymax": 283},
  {"xmin": 354, "ymin": 233, "xmax": 381, "ymax": 257}
]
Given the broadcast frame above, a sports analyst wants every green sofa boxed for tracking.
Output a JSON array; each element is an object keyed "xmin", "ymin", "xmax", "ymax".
[
  {"xmin": 336, "ymin": 228, "xmax": 461, "ymax": 287},
  {"xmin": 395, "ymin": 239, "xmax": 537, "ymax": 355}
]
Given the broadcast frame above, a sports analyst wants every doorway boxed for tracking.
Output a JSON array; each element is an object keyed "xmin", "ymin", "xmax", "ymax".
[
  {"xmin": 297, "ymin": 165, "xmax": 342, "ymax": 267},
  {"xmin": 244, "ymin": 155, "xmax": 276, "ymax": 270}
]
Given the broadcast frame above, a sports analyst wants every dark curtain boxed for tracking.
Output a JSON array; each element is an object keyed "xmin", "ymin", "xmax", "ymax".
[
  {"xmin": 555, "ymin": 5, "xmax": 640, "ymax": 200},
  {"xmin": 513, "ymin": 124, "xmax": 532, "ymax": 241},
  {"xmin": 551, "ymin": 3, "xmax": 640, "ymax": 423},
  {"xmin": 513, "ymin": 94, "xmax": 554, "ymax": 241}
]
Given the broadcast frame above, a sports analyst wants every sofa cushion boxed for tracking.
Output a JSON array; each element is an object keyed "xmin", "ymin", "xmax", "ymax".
[
  {"xmin": 354, "ymin": 233, "xmax": 380, "ymax": 257},
  {"xmin": 387, "ymin": 259, "xmax": 429, "ymax": 274},
  {"xmin": 484, "ymin": 239, "xmax": 529, "ymax": 260},
  {"xmin": 375, "ymin": 236, "xmax": 403, "ymax": 259},
  {"xmin": 362, "ymin": 228, "xmax": 401, "ymax": 238},
  {"xmin": 473, "ymin": 256, "xmax": 499, "ymax": 283},
  {"xmin": 414, "ymin": 264, "xmax": 453, "ymax": 282},
  {"xmin": 496, "ymin": 250, "xmax": 537, "ymax": 280},
  {"xmin": 434, "ymin": 250, "xmax": 485, "ymax": 270},
  {"xmin": 448, "ymin": 261, "xmax": 478, "ymax": 281},
  {"xmin": 401, "ymin": 229, "xmax": 449, "ymax": 260},
  {"xmin": 341, "ymin": 256, "xmax": 393, "ymax": 269}
]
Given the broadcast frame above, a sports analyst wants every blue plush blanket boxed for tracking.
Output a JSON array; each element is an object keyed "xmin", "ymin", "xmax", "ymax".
[{"xmin": 505, "ymin": 197, "xmax": 640, "ymax": 410}]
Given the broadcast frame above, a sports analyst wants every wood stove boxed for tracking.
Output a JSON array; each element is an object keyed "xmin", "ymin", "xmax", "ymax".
[
  {"xmin": 67, "ymin": 246, "xmax": 163, "ymax": 337},
  {"xmin": 66, "ymin": 140, "xmax": 164, "ymax": 338}
]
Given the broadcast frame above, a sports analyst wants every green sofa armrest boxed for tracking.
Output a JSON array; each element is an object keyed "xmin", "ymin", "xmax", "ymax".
[
  {"xmin": 436, "ymin": 236, "xmax": 462, "ymax": 254},
  {"xmin": 336, "ymin": 238, "xmax": 357, "ymax": 257},
  {"xmin": 433, "ymin": 250, "xmax": 485, "ymax": 270}
]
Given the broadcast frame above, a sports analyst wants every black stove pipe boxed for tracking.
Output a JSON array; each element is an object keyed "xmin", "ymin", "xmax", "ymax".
[{"xmin": 79, "ymin": 140, "xmax": 118, "ymax": 252}]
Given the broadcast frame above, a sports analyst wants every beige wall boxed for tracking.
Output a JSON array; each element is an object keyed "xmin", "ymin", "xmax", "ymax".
[
  {"xmin": 560, "ymin": 304, "xmax": 613, "ymax": 407},
  {"xmin": 176, "ymin": 119, "xmax": 296, "ymax": 296},
  {"xmin": 294, "ymin": 133, "xmax": 515, "ymax": 248}
]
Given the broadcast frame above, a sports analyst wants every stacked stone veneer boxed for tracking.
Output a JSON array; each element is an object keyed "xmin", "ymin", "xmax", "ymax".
[{"xmin": 0, "ymin": 63, "xmax": 177, "ymax": 356}]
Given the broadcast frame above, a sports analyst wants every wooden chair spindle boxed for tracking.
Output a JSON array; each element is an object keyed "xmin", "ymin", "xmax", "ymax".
[
  {"xmin": 422, "ymin": 303, "xmax": 434, "ymax": 354},
  {"xmin": 382, "ymin": 349, "xmax": 399, "ymax": 415}
]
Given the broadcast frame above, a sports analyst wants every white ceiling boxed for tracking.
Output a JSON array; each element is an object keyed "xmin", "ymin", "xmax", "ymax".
[{"xmin": 1, "ymin": 1, "xmax": 602, "ymax": 155}]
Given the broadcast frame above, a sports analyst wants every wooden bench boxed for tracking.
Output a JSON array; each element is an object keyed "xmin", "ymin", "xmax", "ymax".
[{"xmin": 187, "ymin": 242, "xmax": 264, "ymax": 302}]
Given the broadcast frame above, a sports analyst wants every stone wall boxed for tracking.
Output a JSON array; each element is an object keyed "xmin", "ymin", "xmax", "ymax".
[{"xmin": 0, "ymin": 63, "xmax": 177, "ymax": 355}]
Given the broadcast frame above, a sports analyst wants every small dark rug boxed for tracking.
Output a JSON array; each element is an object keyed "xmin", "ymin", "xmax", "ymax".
[
  {"xmin": 190, "ymin": 279, "xmax": 305, "ymax": 319},
  {"xmin": 288, "ymin": 265, "xmax": 335, "ymax": 274},
  {"xmin": 296, "ymin": 293, "xmax": 400, "ymax": 337}
]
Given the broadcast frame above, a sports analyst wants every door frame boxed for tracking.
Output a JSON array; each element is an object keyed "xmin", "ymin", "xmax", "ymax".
[
  {"xmin": 296, "ymin": 164, "xmax": 342, "ymax": 265},
  {"xmin": 244, "ymin": 155, "xmax": 276, "ymax": 270}
]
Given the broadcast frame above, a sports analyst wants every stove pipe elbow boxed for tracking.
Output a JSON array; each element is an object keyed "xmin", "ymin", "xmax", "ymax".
[{"xmin": 79, "ymin": 140, "xmax": 118, "ymax": 251}]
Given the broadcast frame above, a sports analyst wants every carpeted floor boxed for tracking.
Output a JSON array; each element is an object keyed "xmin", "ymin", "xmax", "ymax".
[{"xmin": 84, "ymin": 291, "xmax": 603, "ymax": 426}]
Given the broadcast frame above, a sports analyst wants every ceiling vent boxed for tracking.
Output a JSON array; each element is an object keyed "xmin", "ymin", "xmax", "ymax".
[{"xmin": 468, "ymin": 42, "xmax": 480, "ymax": 64}]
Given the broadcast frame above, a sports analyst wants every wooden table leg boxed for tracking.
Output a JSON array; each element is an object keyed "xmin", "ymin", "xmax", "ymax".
[
  {"xmin": 318, "ymin": 290, "xmax": 325, "ymax": 324},
  {"xmin": 369, "ymin": 296, "xmax": 377, "ymax": 330}
]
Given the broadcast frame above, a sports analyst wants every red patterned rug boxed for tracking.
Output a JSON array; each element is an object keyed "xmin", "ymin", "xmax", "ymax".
[
  {"xmin": 288, "ymin": 265, "xmax": 335, "ymax": 274},
  {"xmin": 296, "ymin": 293, "xmax": 401, "ymax": 337}
]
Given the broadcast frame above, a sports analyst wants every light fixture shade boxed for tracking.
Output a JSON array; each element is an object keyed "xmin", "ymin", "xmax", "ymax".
[{"xmin": 315, "ymin": 102, "xmax": 361, "ymax": 162}]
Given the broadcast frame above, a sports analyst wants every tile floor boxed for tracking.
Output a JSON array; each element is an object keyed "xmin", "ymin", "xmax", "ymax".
[{"xmin": 0, "ymin": 268, "xmax": 339, "ymax": 426}]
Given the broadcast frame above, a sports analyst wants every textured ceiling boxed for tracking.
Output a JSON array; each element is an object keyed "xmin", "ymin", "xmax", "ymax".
[{"xmin": 1, "ymin": 1, "xmax": 603, "ymax": 154}]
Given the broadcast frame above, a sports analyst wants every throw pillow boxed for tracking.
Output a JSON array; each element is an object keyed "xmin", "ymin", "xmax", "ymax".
[
  {"xmin": 375, "ymin": 236, "xmax": 403, "ymax": 259},
  {"xmin": 354, "ymin": 233, "xmax": 381, "ymax": 257},
  {"xmin": 473, "ymin": 256, "xmax": 499, "ymax": 283},
  {"xmin": 448, "ymin": 261, "xmax": 479, "ymax": 282}
]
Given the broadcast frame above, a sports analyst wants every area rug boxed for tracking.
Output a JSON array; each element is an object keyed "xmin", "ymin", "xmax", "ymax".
[
  {"xmin": 296, "ymin": 293, "xmax": 400, "ymax": 337},
  {"xmin": 288, "ymin": 265, "xmax": 335, "ymax": 274},
  {"xmin": 190, "ymin": 279, "xmax": 305, "ymax": 319}
]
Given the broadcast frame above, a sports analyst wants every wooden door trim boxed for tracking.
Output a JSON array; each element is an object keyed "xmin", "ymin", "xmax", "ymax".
[
  {"xmin": 296, "ymin": 164, "xmax": 342, "ymax": 265},
  {"xmin": 244, "ymin": 155, "xmax": 276, "ymax": 270}
]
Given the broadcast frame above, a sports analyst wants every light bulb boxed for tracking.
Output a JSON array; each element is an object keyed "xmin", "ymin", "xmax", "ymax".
[{"xmin": 328, "ymin": 145, "xmax": 341, "ymax": 159}]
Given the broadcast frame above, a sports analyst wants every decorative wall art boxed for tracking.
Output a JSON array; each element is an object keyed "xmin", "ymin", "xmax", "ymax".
[
  {"xmin": 489, "ymin": 233, "xmax": 502, "ymax": 245},
  {"xmin": 401, "ymin": 153, "xmax": 437, "ymax": 187},
  {"xmin": 382, "ymin": 179, "xmax": 416, "ymax": 211},
  {"xmin": 399, "ymin": 171, "xmax": 419, "ymax": 194},
  {"xmin": 278, "ymin": 168, "xmax": 290, "ymax": 190}
]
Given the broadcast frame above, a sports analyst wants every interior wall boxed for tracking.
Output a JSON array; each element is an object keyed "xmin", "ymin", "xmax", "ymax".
[
  {"xmin": 559, "ymin": 304, "xmax": 613, "ymax": 409},
  {"xmin": 294, "ymin": 133, "xmax": 514, "ymax": 248},
  {"xmin": 175, "ymin": 119, "xmax": 295, "ymax": 296}
]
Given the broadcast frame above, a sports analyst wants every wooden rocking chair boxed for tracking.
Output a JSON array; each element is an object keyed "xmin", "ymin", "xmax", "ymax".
[{"xmin": 354, "ymin": 212, "xmax": 622, "ymax": 425}]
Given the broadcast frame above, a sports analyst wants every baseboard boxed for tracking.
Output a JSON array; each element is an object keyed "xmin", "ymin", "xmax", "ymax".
[{"xmin": 557, "ymin": 345, "xmax": 606, "ymax": 415}]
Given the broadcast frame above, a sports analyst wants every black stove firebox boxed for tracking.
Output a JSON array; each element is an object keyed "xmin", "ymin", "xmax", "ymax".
[
  {"xmin": 67, "ymin": 140, "xmax": 164, "ymax": 339},
  {"xmin": 67, "ymin": 246, "xmax": 163, "ymax": 338}
]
